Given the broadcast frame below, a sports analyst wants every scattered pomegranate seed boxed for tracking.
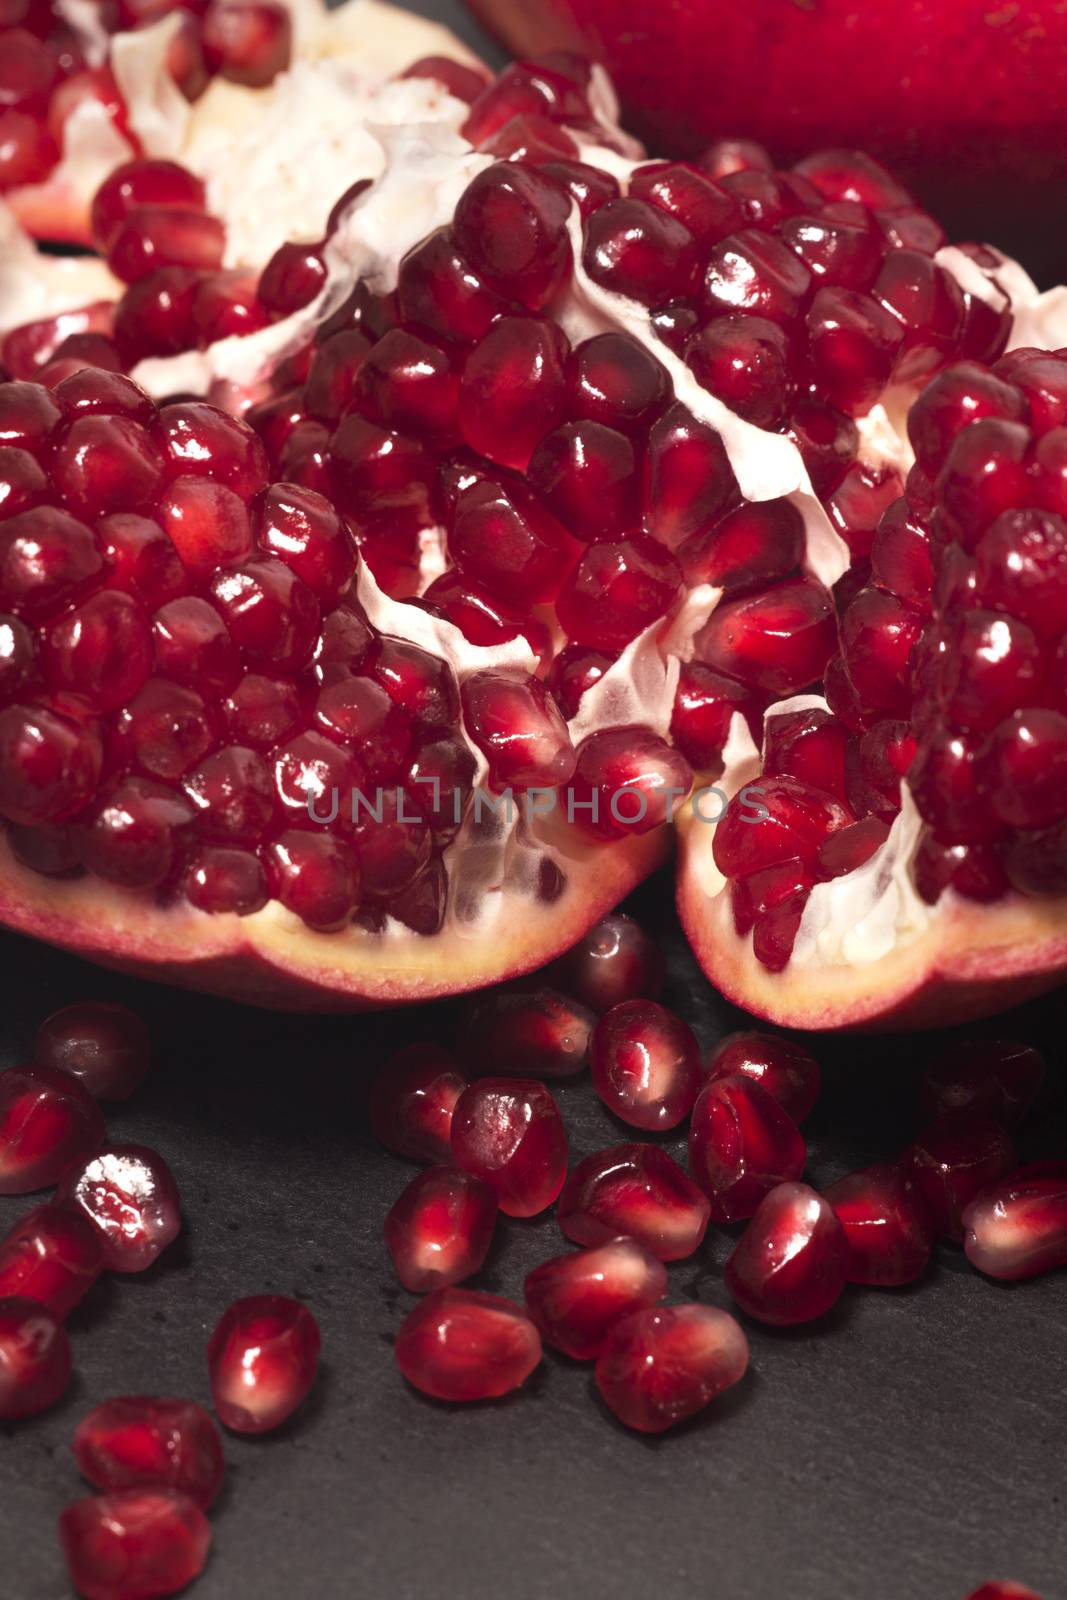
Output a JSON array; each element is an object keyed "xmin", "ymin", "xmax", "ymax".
[
  {"xmin": 0, "ymin": 1062, "xmax": 104, "ymax": 1195},
  {"xmin": 920, "ymin": 1039, "xmax": 1046, "ymax": 1128},
  {"xmin": 964, "ymin": 1583, "xmax": 1044, "ymax": 1599},
  {"xmin": 524, "ymin": 1237, "xmax": 667, "ymax": 1360},
  {"xmin": 35, "ymin": 1002, "xmax": 149, "ymax": 1101},
  {"xmin": 450, "ymin": 1078, "xmax": 567, "ymax": 1217},
  {"xmin": 547, "ymin": 913, "xmax": 665, "ymax": 1013},
  {"xmin": 590, "ymin": 999, "xmax": 701, "ymax": 1131},
  {"xmin": 703, "ymin": 1031, "xmax": 822, "ymax": 1123},
  {"xmin": 0, "ymin": 1201, "xmax": 103, "ymax": 1317},
  {"xmin": 208, "ymin": 1295, "xmax": 320, "ymax": 1434},
  {"xmin": 558, "ymin": 1143, "xmax": 711, "ymax": 1260},
  {"xmin": 59, "ymin": 1488, "xmax": 211, "ymax": 1600},
  {"xmin": 58, "ymin": 1144, "xmax": 181, "ymax": 1272},
  {"xmin": 902, "ymin": 1120, "xmax": 1017, "ymax": 1242},
  {"xmin": 395, "ymin": 1286, "xmax": 541, "ymax": 1402},
  {"xmin": 594, "ymin": 1304, "xmax": 749, "ymax": 1433},
  {"xmin": 961, "ymin": 1163, "xmax": 1067, "ymax": 1281},
  {"xmin": 823, "ymin": 1163, "xmax": 934, "ymax": 1285},
  {"xmin": 457, "ymin": 987, "xmax": 594, "ymax": 1079},
  {"xmin": 0, "ymin": 1295, "xmax": 71, "ymax": 1419},
  {"xmin": 725, "ymin": 1181, "xmax": 850, "ymax": 1324},
  {"xmin": 74, "ymin": 1397, "xmax": 225, "ymax": 1508},
  {"xmin": 689, "ymin": 1074, "xmax": 807, "ymax": 1222},
  {"xmin": 384, "ymin": 1165, "xmax": 497, "ymax": 1293},
  {"xmin": 370, "ymin": 1042, "xmax": 467, "ymax": 1165}
]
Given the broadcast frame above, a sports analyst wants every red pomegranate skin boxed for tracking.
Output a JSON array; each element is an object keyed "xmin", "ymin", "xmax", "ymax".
[{"xmin": 467, "ymin": 0, "xmax": 1067, "ymax": 273}]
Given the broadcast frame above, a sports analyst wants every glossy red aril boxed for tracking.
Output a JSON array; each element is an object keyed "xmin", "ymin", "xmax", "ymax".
[
  {"xmin": 208, "ymin": 1295, "xmax": 320, "ymax": 1434},
  {"xmin": 582, "ymin": 197, "xmax": 700, "ymax": 308},
  {"xmin": 696, "ymin": 576, "xmax": 836, "ymax": 697},
  {"xmin": 36, "ymin": 1002, "xmax": 150, "ymax": 1101},
  {"xmin": 58, "ymin": 1144, "xmax": 181, "ymax": 1272},
  {"xmin": 59, "ymin": 1488, "xmax": 211, "ymax": 1600},
  {"xmin": 590, "ymin": 999, "xmax": 701, "ymax": 1131},
  {"xmin": 0, "ymin": 1202, "xmax": 103, "ymax": 1318},
  {"xmin": 725, "ymin": 1182, "xmax": 849, "ymax": 1325},
  {"xmin": 961, "ymin": 1163, "xmax": 1067, "ymax": 1281},
  {"xmin": 524, "ymin": 1237, "xmax": 667, "ymax": 1360},
  {"xmin": 74, "ymin": 1398, "xmax": 225, "ymax": 1509},
  {"xmin": 450, "ymin": 1078, "xmax": 567, "ymax": 1217},
  {"xmin": 370, "ymin": 1043, "xmax": 468, "ymax": 1165},
  {"xmin": 395, "ymin": 1287, "xmax": 541, "ymax": 1401},
  {"xmin": 680, "ymin": 497, "xmax": 804, "ymax": 594},
  {"xmin": 567, "ymin": 726, "xmax": 692, "ymax": 842},
  {"xmin": 714, "ymin": 777, "xmax": 851, "ymax": 880},
  {"xmin": 457, "ymin": 988, "xmax": 594, "ymax": 1079},
  {"xmin": 453, "ymin": 161, "xmax": 571, "ymax": 309},
  {"xmin": 703, "ymin": 1032, "xmax": 821, "ymax": 1123},
  {"xmin": 450, "ymin": 478, "xmax": 569, "ymax": 603},
  {"xmin": 805, "ymin": 288, "xmax": 904, "ymax": 415},
  {"xmin": 963, "ymin": 1587, "xmax": 1044, "ymax": 1600},
  {"xmin": 688, "ymin": 1074, "xmax": 807, "ymax": 1222},
  {"xmin": 902, "ymin": 1120, "xmax": 1016, "ymax": 1242},
  {"xmin": 920, "ymin": 1040, "xmax": 1046, "ymax": 1127},
  {"xmin": 0, "ymin": 1063, "xmax": 104, "ymax": 1194},
  {"xmin": 384, "ymin": 1164, "xmax": 497, "ymax": 1293},
  {"xmin": 528, "ymin": 419, "xmax": 638, "ymax": 543},
  {"xmin": 685, "ymin": 314, "xmax": 792, "ymax": 429},
  {"xmin": 547, "ymin": 912, "xmax": 665, "ymax": 1013},
  {"xmin": 90, "ymin": 160, "xmax": 207, "ymax": 251},
  {"xmin": 459, "ymin": 317, "xmax": 567, "ymax": 471},
  {"xmin": 824, "ymin": 1163, "xmax": 934, "ymax": 1285},
  {"xmin": 460, "ymin": 670, "xmax": 575, "ymax": 790},
  {"xmin": 0, "ymin": 1296, "xmax": 70, "ymax": 1419},
  {"xmin": 629, "ymin": 161, "xmax": 742, "ymax": 250},
  {"xmin": 558, "ymin": 1143, "xmax": 710, "ymax": 1260},
  {"xmin": 595, "ymin": 1304, "xmax": 748, "ymax": 1434}
]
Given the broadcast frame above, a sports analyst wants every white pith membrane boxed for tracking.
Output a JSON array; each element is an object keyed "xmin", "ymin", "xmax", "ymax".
[{"xmin": 1, "ymin": 2, "xmax": 1067, "ymax": 1013}]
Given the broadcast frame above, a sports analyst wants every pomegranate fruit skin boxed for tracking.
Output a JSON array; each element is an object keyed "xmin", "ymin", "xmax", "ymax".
[{"xmin": 467, "ymin": 0, "xmax": 1067, "ymax": 272}]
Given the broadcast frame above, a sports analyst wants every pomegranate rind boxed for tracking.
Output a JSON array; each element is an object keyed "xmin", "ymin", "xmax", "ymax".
[{"xmin": 0, "ymin": 828, "xmax": 667, "ymax": 1012}]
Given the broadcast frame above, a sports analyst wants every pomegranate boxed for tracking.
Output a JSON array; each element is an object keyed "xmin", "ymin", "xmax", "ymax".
[
  {"xmin": 724, "ymin": 1181, "xmax": 850, "ymax": 1325},
  {"xmin": 58, "ymin": 1143, "xmax": 181, "ymax": 1271},
  {"xmin": 0, "ymin": 1200, "xmax": 103, "ymax": 1317},
  {"xmin": 384, "ymin": 1164, "xmax": 497, "ymax": 1292},
  {"xmin": 523, "ymin": 1236, "xmax": 667, "ymax": 1359},
  {"xmin": 962, "ymin": 1163, "xmax": 1067, "ymax": 1281},
  {"xmin": 0, "ymin": 1294, "xmax": 71, "ymax": 1418},
  {"xmin": 36, "ymin": 1000, "xmax": 150, "ymax": 1100},
  {"xmin": 59, "ymin": 1488, "xmax": 211, "ymax": 1600},
  {"xmin": 589, "ymin": 998, "xmax": 701, "ymax": 1130},
  {"xmin": 394, "ymin": 1286, "xmax": 542, "ymax": 1401},
  {"xmin": 73, "ymin": 1396, "xmax": 225, "ymax": 1509},
  {"xmin": 450, "ymin": 1077, "xmax": 567, "ymax": 1217},
  {"xmin": 207, "ymin": 1293, "xmax": 320, "ymax": 1433},
  {"xmin": 594, "ymin": 1303, "xmax": 749, "ymax": 1433},
  {"xmin": 824, "ymin": 1163, "xmax": 934, "ymax": 1286},
  {"xmin": 0, "ymin": 1061, "xmax": 105, "ymax": 1194},
  {"xmin": 557, "ymin": 1142, "xmax": 711, "ymax": 1260}
]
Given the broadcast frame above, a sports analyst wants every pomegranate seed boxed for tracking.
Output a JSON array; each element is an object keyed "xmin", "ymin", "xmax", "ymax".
[
  {"xmin": 459, "ymin": 317, "xmax": 567, "ymax": 471},
  {"xmin": 816, "ymin": 814, "xmax": 890, "ymax": 877},
  {"xmin": 630, "ymin": 161, "xmax": 742, "ymax": 250},
  {"xmin": 713, "ymin": 776, "xmax": 851, "ymax": 880},
  {"xmin": 541, "ymin": 158, "xmax": 619, "ymax": 219},
  {"xmin": 401, "ymin": 55, "xmax": 489, "ymax": 104},
  {"xmin": 567, "ymin": 726, "xmax": 692, "ymax": 841},
  {"xmin": 60, "ymin": 1488, "xmax": 211, "ymax": 1599},
  {"xmin": 704, "ymin": 1031, "xmax": 821, "ymax": 1124},
  {"xmin": 556, "ymin": 536, "xmax": 681, "ymax": 652},
  {"xmin": 406, "ymin": 732, "xmax": 475, "ymax": 840},
  {"xmin": 524, "ymin": 1237, "xmax": 667, "ymax": 1360},
  {"xmin": 0, "ymin": 1296, "xmax": 71, "ymax": 1418},
  {"xmin": 938, "ymin": 417, "xmax": 1032, "ymax": 548},
  {"xmin": 569, "ymin": 332, "xmax": 668, "ymax": 435},
  {"xmin": 192, "ymin": 270, "xmax": 267, "ymax": 342},
  {"xmin": 370, "ymin": 1043, "xmax": 468, "ymax": 1165},
  {"xmin": 107, "ymin": 207, "xmax": 225, "ymax": 285},
  {"xmin": 384, "ymin": 1164, "xmax": 497, "ymax": 1293},
  {"xmin": 698, "ymin": 138, "xmax": 773, "ymax": 180},
  {"xmin": 962, "ymin": 1164, "xmax": 1067, "ymax": 1281},
  {"xmin": 36, "ymin": 1002, "xmax": 149, "ymax": 1102},
  {"xmin": 0, "ymin": 502, "xmax": 102, "ymax": 618},
  {"xmin": 824, "ymin": 1163, "xmax": 934, "ymax": 1286},
  {"xmin": 461, "ymin": 669, "xmax": 575, "ymax": 790},
  {"xmin": 974, "ymin": 509, "xmax": 1067, "ymax": 642},
  {"xmin": 908, "ymin": 361, "xmax": 1028, "ymax": 476},
  {"xmin": 805, "ymin": 287, "xmax": 904, "ymax": 415},
  {"xmin": 545, "ymin": 643, "xmax": 613, "ymax": 719},
  {"xmin": 253, "ymin": 482, "xmax": 355, "ymax": 604},
  {"xmin": 670, "ymin": 662, "xmax": 760, "ymax": 771},
  {"xmin": 97, "ymin": 514, "xmax": 186, "ymax": 613},
  {"xmin": 457, "ymin": 988, "xmax": 594, "ymax": 1079},
  {"xmin": 224, "ymin": 673, "xmax": 300, "ymax": 750},
  {"xmin": 686, "ymin": 314, "xmax": 792, "ymax": 429},
  {"xmin": 58, "ymin": 1144, "xmax": 181, "ymax": 1272},
  {"xmin": 703, "ymin": 227, "xmax": 811, "ymax": 324},
  {"xmin": 725, "ymin": 1181, "xmax": 849, "ymax": 1325},
  {"xmin": 450, "ymin": 476, "xmax": 569, "ymax": 604},
  {"xmin": 453, "ymin": 161, "xmax": 571, "ymax": 309},
  {"xmin": 208, "ymin": 1294, "xmax": 319, "ymax": 1433},
  {"xmin": 265, "ymin": 829, "xmax": 361, "ymax": 931},
  {"xmin": 680, "ymin": 497, "xmax": 804, "ymax": 594},
  {"xmin": 547, "ymin": 912, "xmax": 665, "ymax": 1013},
  {"xmin": 0, "ymin": 703, "xmax": 102, "ymax": 828},
  {"xmin": 528, "ymin": 419, "xmax": 638, "ymax": 543},
  {"xmin": 450, "ymin": 1078, "xmax": 567, "ymax": 1218},
  {"xmin": 902, "ymin": 1120, "xmax": 1017, "ymax": 1242},
  {"xmin": 764, "ymin": 706, "xmax": 849, "ymax": 804},
  {"xmin": 355, "ymin": 327, "xmax": 460, "ymax": 444},
  {"xmin": 151, "ymin": 597, "xmax": 240, "ymax": 697},
  {"xmin": 558, "ymin": 1143, "xmax": 710, "ymax": 1260},
  {"xmin": 595, "ymin": 1304, "xmax": 748, "ymax": 1434},
  {"xmin": 920, "ymin": 1039, "xmax": 1046, "ymax": 1127},
  {"xmin": 0, "ymin": 109, "xmax": 58, "ymax": 188},
  {"xmin": 395, "ymin": 1287, "xmax": 541, "ymax": 1401},
  {"xmin": 396, "ymin": 227, "xmax": 516, "ymax": 344},
  {"xmin": 114, "ymin": 268, "xmax": 201, "ymax": 363},
  {"xmin": 74, "ymin": 1397, "xmax": 224, "ymax": 1508},
  {"xmin": 794, "ymin": 149, "xmax": 911, "ymax": 208},
  {"xmin": 644, "ymin": 403, "xmax": 739, "ymax": 549},
  {"xmin": 0, "ymin": 1203, "xmax": 102, "ymax": 1318},
  {"xmin": 91, "ymin": 159, "xmax": 206, "ymax": 250},
  {"xmin": 964, "ymin": 1587, "xmax": 1043, "ymax": 1600},
  {"xmin": 201, "ymin": 0, "xmax": 291, "ymax": 86},
  {"xmin": 697, "ymin": 575, "xmax": 836, "ymax": 697},
  {"xmin": 689, "ymin": 1075, "xmax": 807, "ymax": 1223},
  {"xmin": 590, "ymin": 1000, "xmax": 700, "ymax": 1132},
  {"xmin": 986, "ymin": 709, "xmax": 1067, "ymax": 829},
  {"xmin": 0, "ymin": 1063, "xmax": 104, "ymax": 1195},
  {"xmin": 583, "ymin": 197, "xmax": 700, "ymax": 307},
  {"xmin": 72, "ymin": 775, "xmax": 196, "ymax": 890},
  {"xmin": 789, "ymin": 397, "xmax": 859, "ymax": 497}
]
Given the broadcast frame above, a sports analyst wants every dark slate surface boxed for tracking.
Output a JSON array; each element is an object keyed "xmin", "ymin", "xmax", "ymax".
[{"xmin": 3, "ymin": 3, "xmax": 1067, "ymax": 1594}]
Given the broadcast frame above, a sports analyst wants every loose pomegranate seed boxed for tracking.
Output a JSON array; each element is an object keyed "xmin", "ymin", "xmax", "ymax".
[
  {"xmin": 91, "ymin": 159, "xmax": 207, "ymax": 251},
  {"xmin": 384, "ymin": 1164, "xmax": 497, "ymax": 1293},
  {"xmin": 0, "ymin": 1203, "xmax": 102, "ymax": 1318},
  {"xmin": 453, "ymin": 161, "xmax": 571, "ymax": 309},
  {"xmin": 582, "ymin": 197, "xmax": 700, "ymax": 307},
  {"xmin": 36, "ymin": 1002, "xmax": 149, "ymax": 1102},
  {"xmin": 547, "ymin": 912, "xmax": 665, "ymax": 1013},
  {"xmin": 595, "ymin": 1304, "xmax": 748, "ymax": 1434},
  {"xmin": 450, "ymin": 1079, "xmax": 567, "ymax": 1218},
  {"xmin": 0, "ymin": 1296, "xmax": 71, "ymax": 1418},
  {"xmin": 686, "ymin": 314, "xmax": 792, "ymax": 428},
  {"xmin": 962, "ymin": 1164, "xmax": 1067, "ymax": 1281},
  {"xmin": 590, "ymin": 1000, "xmax": 701, "ymax": 1132},
  {"xmin": 964, "ymin": 1586, "xmax": 1043, "ymax": 1600},
  {"xmin": 60, "ymin": 1488, "xmax": 211, "ymax": 1600},
  {"xmin": 0, "ymin": 1063, "xmax": 104, "ymax": 1195},
  {"xmin": 395, "ymin": 1287, "xmax": 541, "ymax": 1402},
  {"xmin": 524, "ymin": 1237, "xmax": 667, "ymax": 1360},
  {"xmin": 704, "ymin": 1031, "xmax": 821, "ymax": 1123},
  {"xmin": 461, "ymin": 670, "xmax": 575, "ymax": 790},
  {"xmin": 725, "ymin": 1181, "xmax": 849, "ymax": 1325},
  {"xmin": 208, "ymin": 1294, "xmax": 319, "ymax": 1433},
  {"xmin": 920, "ymin": 1039, "xmax": 1046, "ymax": 1127},
  {"xmin": 902, "ymin": 1120, "xmax": 1017, "ymax": 1242},
  {"xmin": 457, "ymin": 988, "xmax": 594, "ymax": 1079},
  {"xmin": 824, "ymin": 1163, "xmax": 934, "ymax": 1286},
  {"xmin": 689, "ymin": 1075, "xmax": 807, "ymax": 1222},
  {"xmin": 697, "ymin": 575, "xmax": 836, "ymax": 697},
  {"xmin": 74, "ymin": 1397, "xmax": 225, "ymax": 1508},
  {"xmin": 566, "ymin": 726, "xmax": 692, "ymax": 842},
  {"xmin": 58, "ymin": 1144, "xmax": 181, "ymax": 1272},
  {"xmin": 201, "ymin": 0, "xmax": 291, "ymax": 86},
  {"xmin": 558, "ymin": 1143, "xmax": 710, "ymax": 1260}
]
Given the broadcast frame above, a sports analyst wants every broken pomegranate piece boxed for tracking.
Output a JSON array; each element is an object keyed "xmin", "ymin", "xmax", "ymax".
[
  {"xmin": 594, "ymin": 1304, "xmax": 749, "ymax": 1434},
  {"xmin": 208, "ymin": 1294, "xmax": 320, "ymax": 1434},
  {"xmin": 74, "ymin": 1397, "xmax": 225, "ymax": 1509},
  {"xmin": 394, "ymin": 1286, "xmax": 541, "ymax": 1401}
]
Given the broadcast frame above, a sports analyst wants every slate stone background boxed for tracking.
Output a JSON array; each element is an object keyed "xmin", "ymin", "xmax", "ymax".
[{"xmin": 2, "ymin": 3, "xmax": 1066, "ymax": 1594}]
